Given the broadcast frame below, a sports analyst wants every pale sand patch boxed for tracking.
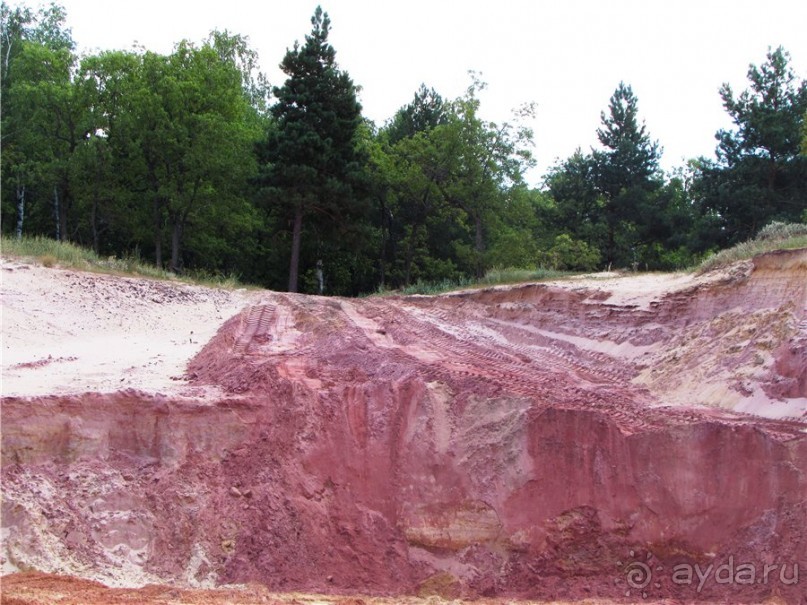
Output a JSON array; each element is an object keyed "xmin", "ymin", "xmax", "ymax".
[
  {"xmin": 542, "ymin": 268, "xmax": 741, "ymax": 309},
  {"xmin": 451, "ymin": 267, "xmax": 743, "ymax": 310},
  {"xmin": 1, "ymin": 258, "xmax": 259, "ymax": 398}
]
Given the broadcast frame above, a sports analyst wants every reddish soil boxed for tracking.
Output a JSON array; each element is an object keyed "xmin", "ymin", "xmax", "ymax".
[
  {"xmin": 0, "ymin": 572, "xmax": 696, "ymax": 605},
  {"xmin": 2, "ymin": 250, "xmax": 806, "ymax": 604}
]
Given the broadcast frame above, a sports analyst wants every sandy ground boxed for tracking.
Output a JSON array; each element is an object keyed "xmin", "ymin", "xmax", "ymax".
[
  {"xmin": 3, "ymin": 256, "xmax": 804, "ymax": 419},
  {"xmin": 1, "ymin": 258, "xmax": 259, "ymax": 399},
  {"xmin": 476, "ymin": 266, "xmax": 743, "ymax": 309},
  {"xmin": 542, "ymin": 270, "xmax": 696, "ymax": 308},
  {"xmin": 0, "ymin": 260, "xmax": 700, "ymax": 400}
]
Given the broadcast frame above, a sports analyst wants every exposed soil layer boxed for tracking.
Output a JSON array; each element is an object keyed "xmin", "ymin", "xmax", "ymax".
[
  {"xmin": 0, "ymin": 572, "xmax": 743, "ymax": 605},
  {"xmin": 2, "ymin": 250, "xmax": 806, "ymax": 604}
]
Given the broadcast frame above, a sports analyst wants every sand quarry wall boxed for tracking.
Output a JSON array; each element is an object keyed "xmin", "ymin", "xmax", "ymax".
[{"xmin": 2, "ymin": 249, "xmax": 806, "ymax": 603}]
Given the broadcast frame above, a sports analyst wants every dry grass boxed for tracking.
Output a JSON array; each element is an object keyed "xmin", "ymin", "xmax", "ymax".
[
  {"xmin": 374, "ymin": 267, "xmax": 571, "ymax": 297},
  {"xmin": 38, "ymin": 253, "xmax": 57, "ymax": 268},
  {"xmin": 696, "ymin": 221, "xmax": 807, "ymax": 274},
  {"xmin": 1, "ymin": 235, "xmax": 248, "ymax": 289}
]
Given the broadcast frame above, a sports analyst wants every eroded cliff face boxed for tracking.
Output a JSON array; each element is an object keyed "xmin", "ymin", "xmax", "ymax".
[{"xmin": 2, "ymin": 250, "xmax": 806, "ymax": 603}]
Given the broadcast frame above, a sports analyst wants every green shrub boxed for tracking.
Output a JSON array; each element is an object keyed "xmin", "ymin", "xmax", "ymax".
[
  {"xmin": 2, "ymin": 235, "xmax": 98, "ymax": 267},
  {"xmin": 387, "ymin": 267, "xmax": 569, "ymax": 297},
  {"xmin": 539, "ymin": 234, "xmax": 601, "ymax": 271},
  {"xmin": 39, "ymin": 254, "xmax": 57, "ymax": 268},
  {"xmin": 756, "ymin": 221, "xmax": 807, "ymax": 241}
]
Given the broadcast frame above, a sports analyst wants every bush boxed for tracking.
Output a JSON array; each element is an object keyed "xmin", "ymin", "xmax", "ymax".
[
  {"xmin": 385, "ymin": 267, "xmax": 569, "ymax": 297},
  {"xmin": 756, "ymin": 221, "xmax": 807, "ymax": 241},
  {"xmin": 540, "ymin": 234, "xmax": 601, "ymax": 271},
  {"xmin": 2, "ymin": 235, "xmax": 98, "ymax": 267},
  {"xmin": 39, "ymin": 254, "xmax": 57, "ymax": 268}
]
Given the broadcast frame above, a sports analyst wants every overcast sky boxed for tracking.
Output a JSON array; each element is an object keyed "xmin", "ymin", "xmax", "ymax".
[{"xmin": 47, "ymin": 0, "xmax": 807, "ymax": 184}]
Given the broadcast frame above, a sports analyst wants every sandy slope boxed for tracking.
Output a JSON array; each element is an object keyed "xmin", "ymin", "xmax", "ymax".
[
  {"xmin": 0, "ymin": 258, "xmax": 748, "ymax": 397},
  {"xmin": 0, "ymin": 259, "xmax": 691, "ymax": 400},
  {"xmin": 1, "ymin": 258, "xmax": 259, "ymax": 399},
  {"xmin": 3, "ymin": 254, "xmax": 806, "ymax": 418}
]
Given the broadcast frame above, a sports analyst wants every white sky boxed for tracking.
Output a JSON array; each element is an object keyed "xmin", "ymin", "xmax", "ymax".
[{"xmin": 43, "ymin": 0, "xmax": 807, "ymax": 184}]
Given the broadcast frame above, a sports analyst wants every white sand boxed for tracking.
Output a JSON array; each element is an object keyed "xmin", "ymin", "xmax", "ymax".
[{"xmin": 1, "ymin": 258, "xmax": 258, "ymax": 398}]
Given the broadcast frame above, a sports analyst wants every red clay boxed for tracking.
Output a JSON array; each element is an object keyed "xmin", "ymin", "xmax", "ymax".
[{"xmin": 2, "ymin": 249, "xmax": 806, "ymax": 604}]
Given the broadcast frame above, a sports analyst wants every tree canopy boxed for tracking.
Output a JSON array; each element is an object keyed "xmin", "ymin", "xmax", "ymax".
[
  {"xmin": 693, "ymin": 46, "xmax": 807, "ymax": 244},
  {"xmin": 260, "ymin": 6, "xmax": 366, "ymax": 293},
  {"xmin": 2, "ymin": 3, "xmax": 805, "ymax": 293}
]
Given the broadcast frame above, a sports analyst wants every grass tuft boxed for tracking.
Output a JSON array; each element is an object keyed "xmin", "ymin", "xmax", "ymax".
[
  {"xmin": 375, "ymin": 267, "xmax": 571, "ymax": 297},
  {"xmin": 697, "ymin": 221, "xmax": 807, "ymax": 274},
  {"xmin": 1, "ymin": 235, "xmax": 248, "ymax": 289},
  {"xmin": 39, "ymin": 254, "xmax": 57, "ymax": 268}
]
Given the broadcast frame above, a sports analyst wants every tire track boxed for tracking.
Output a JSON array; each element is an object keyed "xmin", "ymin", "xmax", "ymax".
[{"xmin": 233, "ymin": 304, "xmax": 275, "ymax": 355}]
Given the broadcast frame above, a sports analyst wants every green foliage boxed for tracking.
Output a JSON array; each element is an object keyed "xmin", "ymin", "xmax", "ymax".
[
  {"xmin": 540, "ymin": 234, "xmax": 601, "ymax": 271},
  {"xmin": 262, "ymin": 6, "xmax": 366, "ymax": 293},
  {"xmin": 756, "ymin": 220, "xmax": 807, "ymax": 241},
  {"xmin": 544, "ymin": 83, "xmax": 672, "ymax": 270},
  {"xmin": 2, "ymin": 33, "xmax": 81, "ymax": 240},
  {"xmin": 385, "ymin": 83, "xmax": 449, "ymax": 144},
  {"xmin": 596, "ymin": 82, "xmax": 661, "ymax": 187},
  {"xmin": 206, "ymin": 29, "xmax": 271, "ymax": 115},
  {"xmin": 2, "ymin": 2, "xmax": 266, "ymax": 278},
  {"xmin": 443, "ymin": 77, "xmax": 537, "ymax": 277},
  {"xmin": 485, "ymin": 226, "xmax": 539, "ymax": 269},
  {"xmin": 372, "ymin": 74, "xmax": 538, "ymax": 289},
  {"xmin": 693, "ymin": 47, "xmax": 807, "ymax": 246},
  {"xmin": 593, "ymin": 82, "xmax": 663, "ymax": 266},
  {"xmin": 390, "ymin": 266, "xmax": 569, "ymax": 296},
  {"xmin": 3, "ymin": 234, "xmax": 100, "ymax": 266},
  {"xmin": 802, "ymin": 109, "xmax": 807, "ymax": 155},
  {"xmin": 3, "ymin": 3, "xmax": 803, "ymax": 298}
]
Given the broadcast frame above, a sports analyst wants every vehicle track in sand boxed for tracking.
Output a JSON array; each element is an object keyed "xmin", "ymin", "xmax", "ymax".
[{"xmin": 233, "ymin": 304, "xmax": 276, "ymax": 355}]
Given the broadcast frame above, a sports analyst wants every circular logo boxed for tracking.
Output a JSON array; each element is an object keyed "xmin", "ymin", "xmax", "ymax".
[{"xmin": 626, "ymin": 561, "xmax": 652, "ymax": 589}]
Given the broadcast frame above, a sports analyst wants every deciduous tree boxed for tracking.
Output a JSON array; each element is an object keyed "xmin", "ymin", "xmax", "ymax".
[{"xmin": 1, "ymin": 1, "xmax": 79, "ymax": 239}]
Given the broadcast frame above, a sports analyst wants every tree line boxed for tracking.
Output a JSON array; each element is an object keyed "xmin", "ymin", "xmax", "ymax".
[{"xmin": 2, "ymin": 3, "xmax": 806, "ymax": 295}]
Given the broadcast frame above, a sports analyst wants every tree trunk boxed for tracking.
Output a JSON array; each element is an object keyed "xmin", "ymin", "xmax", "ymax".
[
  {"xmin": 91, "ymin": 194, "xmax": 99, "ymax": 254},
  {"xmin": 3, "ymin": 35, "xmax": 13, "ymax": 78},
  {"xmin": 58, "ymin": 186, "xmax": 69, "ymax": 242},
  {"xmin": 288, "ymin": 204, "xmax": 303, "ymax": 293},
  {"xmin": 169, "ymin": 219, "xmax": 183, "ymax": 274},
  {"xmin": 91, "ymin": 148, "xmax": 102, "ymax": 253},
  {"xmin": 474, "ymin": 213, "xmax": 484, "ymax": 278},
  {"xmin": 316, "ymin": 259, "xmax": 324, "ymax": 295},
  {"xmin": 607, "ymin": 223, "xmax": 615, "ymax": 266},
  {"xmin": 378, "ymin": 198, "xmax": 387, "ymax": 288},
  {"xmin": 53, "ymin": 186, "xmax": 61, "ymax": 241},
  {"xmin": 15, "ymin": 184, "xmax": 25, "ymax": 239},
  {"xmin": 153, "ymin": 196, "xmax": 163, "ymax": 268},
  {"xmin": 404, "ymin": 223, "xmax": 420, "ymax": 287}
]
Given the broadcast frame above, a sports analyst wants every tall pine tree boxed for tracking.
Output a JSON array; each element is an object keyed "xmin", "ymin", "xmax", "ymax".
[
  {"xmin": 694, "ymin": 47, "xmax": 807, "ymax": 244},
  {"xmin": 385, "ymin": 84, "xmax": 448, "ymax": 144},
  {"xmin": 263, "ymin": 6, "xmax": 364, "ymax": 292},
  {"xmin": 593, "ymin": 82, "xmax": 661, "ymax": 265}
]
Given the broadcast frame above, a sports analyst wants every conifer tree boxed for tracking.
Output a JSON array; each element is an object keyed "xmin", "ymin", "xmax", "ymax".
[{"xmin": 264, "ymin": 6, "xmax": 364, "ymax": 292}]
